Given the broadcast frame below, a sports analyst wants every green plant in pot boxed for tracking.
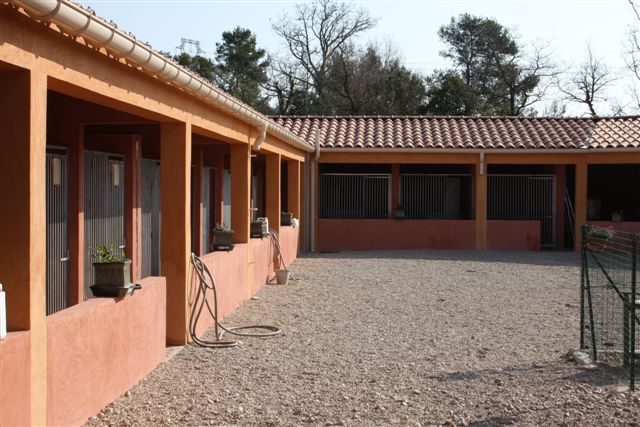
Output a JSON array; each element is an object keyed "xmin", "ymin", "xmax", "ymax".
[
  {"xmin": 213, "ymin": 224, "xmax": 234, "ymax": 251},
  {"xmin": 586, "ymin": 226, "xmax": 615, "ymax": 252},
  {"xmin": 90, "ymin": 244, "xmax": 132, "ymax": 297}
]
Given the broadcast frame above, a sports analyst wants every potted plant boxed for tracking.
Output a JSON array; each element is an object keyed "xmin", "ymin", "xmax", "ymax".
[
  {"xmin": 394, "ymin": 204, "xmax": 406, "ymax": 220},
  {"xmin": 281, "ymin": 211, "xmax": 294, "ymax": 226},
  {"xmin": 586, "ymin": 226, "xmax": 614, "ymax": 252},
  {"xmin": 213, "ymin": 224, "xmax": 234, "ymax": 251},
  {"xmin": 90, "ymin": 244, "xmax": 132, "ymax": 297}
]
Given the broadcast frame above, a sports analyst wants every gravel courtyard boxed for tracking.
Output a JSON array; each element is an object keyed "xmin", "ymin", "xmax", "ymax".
[{"xmin": 87, "ymin": 250, "xmax": 639, "ymax": 426}]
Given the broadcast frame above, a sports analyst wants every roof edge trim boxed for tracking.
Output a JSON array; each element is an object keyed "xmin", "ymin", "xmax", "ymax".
[{"xmin": 8, "ymin": 0, "xmax": 314, "ymax": 153}]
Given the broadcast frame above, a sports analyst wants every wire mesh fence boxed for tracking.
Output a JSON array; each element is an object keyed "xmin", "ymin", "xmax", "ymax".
[{"xmin": 581, "ymin": 224, "xmax": 639, "ymax": 389}]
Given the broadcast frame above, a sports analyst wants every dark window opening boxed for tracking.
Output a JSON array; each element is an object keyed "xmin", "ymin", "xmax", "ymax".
[{"xmin": 588, "ymin": 164, "xmax": 640, "ymax": 221}]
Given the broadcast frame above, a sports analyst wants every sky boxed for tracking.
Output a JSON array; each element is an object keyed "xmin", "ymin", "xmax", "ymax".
[{"xmin": 84, "ymin": 0, "xmax": 638, "ymax": 116}]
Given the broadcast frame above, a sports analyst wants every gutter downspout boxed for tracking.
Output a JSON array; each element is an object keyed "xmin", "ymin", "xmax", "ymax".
[
  {"xmin": 254, "ymin": 124, "xmax": 267, "ymax": 151},
  {"xmin": 9, "ymin": 0, "xmax": 314, "ymax": 154}
]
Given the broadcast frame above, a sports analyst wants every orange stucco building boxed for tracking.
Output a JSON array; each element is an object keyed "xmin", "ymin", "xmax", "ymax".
[
  {"xmin": 0, "ymin": 1, "xmax": 311, "ymax": 425},
  {"xmin": 275, "ymin": 116, "xmax": 640, "ymax": 253},
  {"xmin": 2, "ymin": 1, "xmax": 640, "ymax": 426}
]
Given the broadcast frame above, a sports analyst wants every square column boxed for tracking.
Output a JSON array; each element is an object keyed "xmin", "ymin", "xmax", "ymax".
[
  {"xmin": 266, "ymin": 153, "xmax": 281, "ymax": 235},
  {"xmin": 160, "ymin": 122, "xmax": 191, "ymax": 345},
  {"xmin": 0, "ymin": 69, "xmax": 47, "ymax": 425},
  {"xmin": 475, "ymin": 163, "xmax": 487, "ymax": 250},
  {"xmin": 574, "ymin": 161, "xmax": 588, "ymax": 250},
  {"xmin": 231, "ymin": 143, "xmax": 251, "ymax": 243},
  {"xmin": 68, "ymin": 124, "xmax": 84, "ymax": 304},
  {"xmin": 193, "ymin": 148, "xmax": 204, "ymax": 255},
  {"xmin": 554, "ymin": 165, "xmax": 566, "ymax": 250},
  {"xmin": 125, "ymin": 135, "xmax": 142, "ymax": 280},
  {"xmin": 287, "ymin": 160, "xmax": 301, "ymax": 219}
]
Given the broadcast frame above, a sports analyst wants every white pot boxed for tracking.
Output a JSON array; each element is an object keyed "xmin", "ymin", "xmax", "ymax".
[{"xmin": 275, "ymin": 269, "xmax": 290, "ymax": 285}]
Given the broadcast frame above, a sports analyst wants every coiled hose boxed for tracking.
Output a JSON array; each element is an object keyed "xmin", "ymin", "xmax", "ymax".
[{"xmin": 189, "ymin": 253, "xmax": 281, "ymax": 348}]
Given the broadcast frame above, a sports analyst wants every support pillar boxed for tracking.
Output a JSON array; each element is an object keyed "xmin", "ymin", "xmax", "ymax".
[
  {"xmin": 230, "ymin": 143, "xmax": 251, "ymax": 243},
  {"xmin": 160, "ymin": 122, "xmax": 191, "ymax": 345},
  {"xmin": 287, "ymin": 160, "xmax": 301, "ymax": 219},
  {"xmin": 56, "ymin": 120, "xmax": 84, "ymax": 305},
  {"xmin": 125, "ymin": 135, "xmax": 142, "ymax": 280},
  {"xmin": 554, "ymin": 165, "xmax": 566, "ymax": 250},
  {"xmin": 0, "ymin": 69, "xmax": 47, "ymax": 426},
  {"xmin": 575, "ymin": 161, "xmax": 588, "ymax": 251},
  {"xmin": 266, "ymin": 153, "xmax": 281, "ymax": 235},
  {"xmin": 193, "ymin": 148, "xmax": 204, "ymax": 255},
  {"xmin": 475, "ymin": 162, "xmax": 487, "ymax": 250}
]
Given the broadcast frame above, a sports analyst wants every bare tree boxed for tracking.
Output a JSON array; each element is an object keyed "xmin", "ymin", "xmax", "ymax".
[
  {"xmin": 326, "ymin": 42, "xmax": 427, "ymax": 115},
  {"xmin": 558, "ymin": 45, "xmax": 617, "ymax": 117},
  {"xmin": 263, "ymin": 58, "xmax": 318, "ymax": 115},
  {"xmin": 625, "ymin": 0, "xmax": 640, "ymax": 109},
  {"xmin": 273, "ymin": 0, "xmax": 376, "ymax": 112},
  {"xmin": 539, "ymin": 98, "xmax": 568, "ymax": 117}
]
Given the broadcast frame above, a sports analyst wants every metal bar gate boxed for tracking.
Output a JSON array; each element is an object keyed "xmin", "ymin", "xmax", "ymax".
[
  {"xmin": 46, "ymin": 151, "xmax": 69, "ymax": 315},
  {"xmin": 319, "ymin": 173, "xmax": 391, "ymax": 219},
  {"xmin": 84, "ymin": 151, "xmax": 125, "ymax": 299},
  {"xmin": 488, "ymin": 174, "xmax": 556, "ymax": 248},
  {"xmin": 141, "ymin": 159, "xmax": 161, "ymax": 277},
  {"xmin": 202, "ymin": 167, "xmax": 212, "ymax": 253},
  {"xmin": 400, "ymin": 174, "xmax": 471, "ymax": 219}
]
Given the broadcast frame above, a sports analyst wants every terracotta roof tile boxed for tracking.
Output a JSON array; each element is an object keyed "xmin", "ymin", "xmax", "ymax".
[{"xmin": 272, "ymin": 115, "xmax": 640, "ymax": 150}]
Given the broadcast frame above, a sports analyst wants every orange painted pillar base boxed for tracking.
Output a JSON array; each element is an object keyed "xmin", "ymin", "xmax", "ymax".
[
  {"xmin": 574, "ymin": 162, "xmax": 588, "ymax": 251},
  {"xmin": 0, "ymin": 69, "xmax": 47, "ymax": 426},
  {"xmin": 160, "ymin": 122, "xmax": 191, "ymax": 345},
  {"xmin": 231, "ymin": 144, "xmax": 251, "ymax": 244}
]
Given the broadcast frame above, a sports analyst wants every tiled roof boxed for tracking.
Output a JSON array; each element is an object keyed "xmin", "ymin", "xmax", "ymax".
[
  {"xmin": 271, "ymin": 116, "xmax": 640, "ymax": 150},
  {"xmin": 589, "ymin": 116, "xmax": 640, "ymax": 149}
]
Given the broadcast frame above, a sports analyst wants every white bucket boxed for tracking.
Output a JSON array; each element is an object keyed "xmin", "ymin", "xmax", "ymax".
[{"xmin": 275, "ymin": 269, "xmax": 290, "ymax": 285}]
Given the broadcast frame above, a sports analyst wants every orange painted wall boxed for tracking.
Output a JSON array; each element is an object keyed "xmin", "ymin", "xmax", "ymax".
[
  {"xmin": 194, "ymin": 244, "xmax": 249, "ymax": 336},
  {"xmin": 0, "ymin": 331, "xmax": 31, "ymax": 427},
  {"xmin": 46, "ymin": 277, "xmax": 166, "ymax": 427},
  {"xmin": 252, "ymin": 237, "xmax": 275, "ymax": 292},
  {"xmin": 486, "ymin": 220, "xmax": 541, "ymax": 251},
  {"xmin": 191, "ymin": 233, "xmax": 302, "ymax": 337},
  {"xmin": 317, "ymin": 219, "xmax": 475, "ymax": 251},
  {"xmin": 279, "ymin": 225, "xmax": 300, "ymax": 268}
]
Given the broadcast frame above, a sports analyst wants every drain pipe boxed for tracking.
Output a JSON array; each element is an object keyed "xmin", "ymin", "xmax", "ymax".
[
  {"xmin": 309, "ymin": 132, "xmax": 321, "ymax": 252},
  {"xmin": 254, "ymin": 124, "xmax": 267, "ymax": 151},
  {"xmin": 8, "ymin": 0, "xmax": 314, "ymax": 154}
]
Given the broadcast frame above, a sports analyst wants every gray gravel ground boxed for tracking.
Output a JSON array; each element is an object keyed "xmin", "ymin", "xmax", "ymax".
[{"xmin": 87, "ymin": 250, "xmax": 640, "ymax": 426}]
